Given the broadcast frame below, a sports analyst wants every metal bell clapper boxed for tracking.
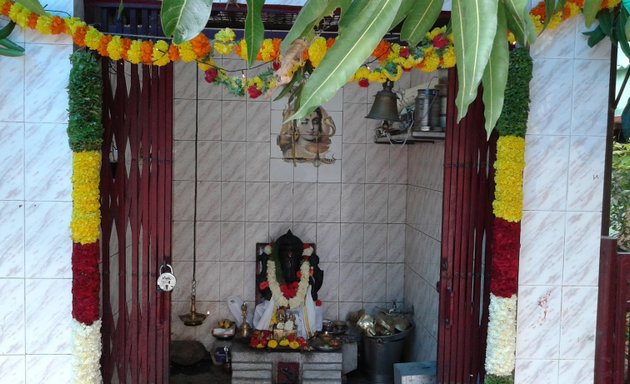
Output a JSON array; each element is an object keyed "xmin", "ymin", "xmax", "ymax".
[{"xmin": 157, "ymin": 264, "xmax": 176, "ymax": 292}]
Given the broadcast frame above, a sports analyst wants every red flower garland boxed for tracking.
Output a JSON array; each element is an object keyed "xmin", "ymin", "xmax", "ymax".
[
  {"xmin": 72, "ymin": 242, "xmax": 100, "ymax": 325},
  {"xmin": 489, "ymin": 218, "xmax": 521, "ymax": 298}
]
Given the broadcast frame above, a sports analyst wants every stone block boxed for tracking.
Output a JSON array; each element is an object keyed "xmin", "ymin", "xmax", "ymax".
[
  {"xmin": 394, "ymin": 361, "xmax": 436, "ymax": 384},
  {"xmin": 302, "ymin": 369, "xmax": 342, "ymax": 380},
  {"xmin": 231, "ymin": 370, "xmax": 272, "ymax": 380},
  {"xmin": 302, "ymin": 363, "xmax": 343, "ymax": 371}
]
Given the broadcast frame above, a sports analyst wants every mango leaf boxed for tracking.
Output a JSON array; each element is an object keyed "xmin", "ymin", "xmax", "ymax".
[
  {"xmin": 281, "ymin": 0, "xmax": 328, "ymax": 52},
  {"xmin": 0, "ymin": 37, "xmax": 24, "ymax": 51},
  {"xmin": 583, "ymin": 0, "xmax": 603, "ymax": 27},
  {"xmin": 554, "ymin": 0, "xmax": 568, "ymax": 13},
  {"xmin": 0, "ymin": 46, "xmax": 25, "ymax": 56},
  {"xmin": 161, "ymin": 0, "xmax": 213, "ymax": 44},
  {"xmin": 245, "ymin": 0, "xmax": 264, "ymax": 67},
  {"xmin": 289, "ymin": 0, "xmax": 401, "ymax": 121},
  {"xmin": 0, "ymin": 21, "xmax": 16, "ymax": 40},
  {"xmin": 502, "ymin": 0, "xmax": 536, "ymax": 46},
  {"xmin": 584, "ymin": 25, "xmax": 607, "ymax": 46},
  {"xmin": 624, "ymin": 0, "xmax": 630, "ymax": 13},
  {"xmin": 116, "ymin": 0, "xmax": 124, "ymax": 20},
  {"xmin": 0, "ymin": 38, "xmax": 25, "ymax": 56},
  {"xmin": 400, "ymin": 0, "xmax": 444, "ymax": 46},
  {"xmin": 338, "ymin": 0, "xmax": 371, "ymax": 31},
  {"xmin": 389, "ymin": 0, "xmax": 415, "ymax": 31},
  {"xmin": 329, "ymin": 0, "xmax": 352, "ymax": 27},
  {"xmin": 481, "ymin": 2, "xmax": 509, "ymax": 136},
  {"xmin": 544, "ymin": 0, "xmax": 555, "ymax": 26},
  {"xmin": 14, "ymin": 0, "xmax": 47, "ymax": 15},
  {"xmin": 625, "ymin": 7, "xmax": 630, "ymax": 41},
  {"xmin": 452, "ymin": 0, "xmax": 498, "ymax": 122},
  {"xmin": 598, "ymin": 9, "xmax": 613, "ymax": 38}
]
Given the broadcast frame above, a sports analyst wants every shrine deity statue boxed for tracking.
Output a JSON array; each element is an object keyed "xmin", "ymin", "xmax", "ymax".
[{"xmin": 253, "ymin": 230, "xmax": 324, "ymax": 338}]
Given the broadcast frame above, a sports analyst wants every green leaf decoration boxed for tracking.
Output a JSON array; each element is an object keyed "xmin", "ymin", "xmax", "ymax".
[
  {"xmin": 0, "ymin": 37, "xmax": 25, "ymax": 52},
  {"xmin": 389, "ymin": 0, "xmax": 415, "ymax": 31},
  {"xmin": 584, "ymin": 25, "xmax": 607, "ymax": 47},
  {"xmin": 555, "ymin": 0, "xmax": 568, "ymax": 13},
  {"xmin": 245, "ymin": 0, "xmax": 265, "ymax": 68},
  {"xmin": 583, "ymin": 0, "xmax": 603, "ymax": 27},
  {"xmin": 116, "ymin": 0, "xmax": 124, "ymax": 20},
  {"xmin": 502, "ymin": 0, "xmax": 536, "ymax": 46},
  {"xmin": 338, "ymin": 0, "xmax": 370, "ymax": 31},
  {"xmin": 624, "ymin": 0, "xmax": 630, "ymax": 13},
  {"xmin": 400, "ymin": 0, "xmax": 444, "ymax": 46},
  {"xmin": 327, "ymin": 0, "xmax": 352, "ymax": 27},
  {"xmin": 597, "ymin": 9, "xmax": 613, "ymax": 38},
  {"xmin": 281, "ymin": 0, "xmax": 327, "ymax": 52},
  {"xmin": 160, "ymin": 0, "xmax": 213, "ymax": 44},
  {"xmin": 496, "ymin": 47, "xmax": 533, "ymax": 138},
  {"xmin": 282, "ymin": 0, "xmax": 352, "ymax": 53},
  {"xmin": 544, "ymin": 0, "xmax": 555, "ymax": 26},
  {"xmin": 625, "ymin": 7, "xmax": 630, "ymax": 38},
  {"xmin": 289, "ymin": 0, "xmax": 401, "ymax": 122},
  {"xmin": 481, "ymin": 2, "xmax": 509, "ymax": 137},
  {"xmin": 0, "ymin": 21, "xmax": 16, "ymax": 40},
  {"xmin": 14, "ymin": 0, "xmax": 47, "ymax": 15},
  {"xmin": 452, "ymin": 0, "xmax": 498, "ymax": 122},
  {"xmin": 0, "ymin": 45, "xmax": 25, "ymax": 57},
  {"xmin": 67, "ymin": 51, "xmax": 103, "ymax": 152}
]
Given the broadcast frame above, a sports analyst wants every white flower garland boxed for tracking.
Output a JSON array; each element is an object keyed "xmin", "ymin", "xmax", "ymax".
[
  {"xmin": 264, "ymin": 244, "xmax": 313, "ymax": 308},
  {"xmin": 485, "ymin": 294, "xmax": 517, "ymax": 376},
  {"xmin": 267, "ymin": 259, "xmax": 311, "ymax": 308},
  {"xmin": 72, "ymin": 319, "xmax": 103, "ymax": 384}
]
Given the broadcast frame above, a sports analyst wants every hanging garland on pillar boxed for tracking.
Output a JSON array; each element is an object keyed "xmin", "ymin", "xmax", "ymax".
[
  {"xmin": 67, "ymin": 50, "xmax": 103, "ymax": 384},
  {"xmin": 484, "ymin": 47, "xmax": 533, "ymax": 384}
]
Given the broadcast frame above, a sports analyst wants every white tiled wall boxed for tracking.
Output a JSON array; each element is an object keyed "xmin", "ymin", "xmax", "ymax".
[
  {"xmin": 516, "ymin": 14, "xmax": 609, "ymax": 384},
  {"xmin": 404, "ymin": 140, "xmax": 444, "ymax": 362},
  {"xmin": 0, "ymin": 1, "xmax": 74, "ymax": 381},
  {"xmin": 170, "ymin": 59, "xmax": 412, "ymax": 348}
]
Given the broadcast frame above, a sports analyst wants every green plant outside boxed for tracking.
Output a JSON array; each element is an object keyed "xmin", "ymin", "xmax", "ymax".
[
  {"xmin": 611, "ymin": 142, "xmax": 630, "ymax": 250},
  {"xmin": 67, "ymin": 51, "xmax": 103, "ymax": 152}
]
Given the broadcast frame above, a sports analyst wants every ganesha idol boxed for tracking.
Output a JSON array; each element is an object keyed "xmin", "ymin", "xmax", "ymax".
[{"xmin": 253, "ymin": 230, "xmax": 324, "ymax": 339}]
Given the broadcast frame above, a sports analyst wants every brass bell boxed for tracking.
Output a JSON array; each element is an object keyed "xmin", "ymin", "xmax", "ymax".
[{"xmin": 366, "ymin": 81, "xmax": 401, "ymax": 122}]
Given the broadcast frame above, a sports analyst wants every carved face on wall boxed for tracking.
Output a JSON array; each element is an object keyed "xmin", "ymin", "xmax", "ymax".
[{"xmin": 277, "ymin": 106, "xmax": 337, "ymax": 166}]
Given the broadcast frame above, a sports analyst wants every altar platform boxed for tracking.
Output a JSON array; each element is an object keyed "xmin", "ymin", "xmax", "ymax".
[{"xmin": 230, "ymin": 341, "xmax": 357, "ymax": 384}]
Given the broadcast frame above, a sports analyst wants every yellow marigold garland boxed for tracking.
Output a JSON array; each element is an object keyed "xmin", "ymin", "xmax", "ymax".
[
  {"xmin": 307, "ymin": 36, "xmax": 327, "ymax": 68},
  {"xmin": 70, "ymin": 151, "xmax": 101, "ymax": 244},
  {"xmin": 493, "ymin": 136, "xmax": 526, "ymax": 223},
  {"xmin": 0, "ymin": 0, "xmax": 620, "ymax": 96}
]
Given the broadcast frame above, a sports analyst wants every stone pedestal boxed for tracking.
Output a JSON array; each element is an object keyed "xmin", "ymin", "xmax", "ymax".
[{"xmin": 231, "ymin": 342, "xmax": 343, "ymax": 383}]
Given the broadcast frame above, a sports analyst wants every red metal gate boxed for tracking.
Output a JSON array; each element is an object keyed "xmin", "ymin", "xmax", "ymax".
[
  {"xmin": 595, "ymin": 237, "xmax": 630, "ymax": 384},
  {"xmin": 100, "ymin": 59, "xmax": 173, "ymax": 384},
  {"xmin": 437, "ymin": 72, "xmax": 496, "ymax": 383}
]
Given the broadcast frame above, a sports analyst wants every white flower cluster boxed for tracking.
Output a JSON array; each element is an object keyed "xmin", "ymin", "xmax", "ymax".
[
  {"xmin": 72, "ymin": 319, "xmax": 103, "ymax": 384},
  {"xmin": 485, "ymin": 294, "xmax": 517, "ymax": 377}
]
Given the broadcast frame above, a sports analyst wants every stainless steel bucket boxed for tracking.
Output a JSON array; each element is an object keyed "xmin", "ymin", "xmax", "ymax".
[{"xmin": 363, "ymin": 324, "xmax": 414, "ymax": 384}]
